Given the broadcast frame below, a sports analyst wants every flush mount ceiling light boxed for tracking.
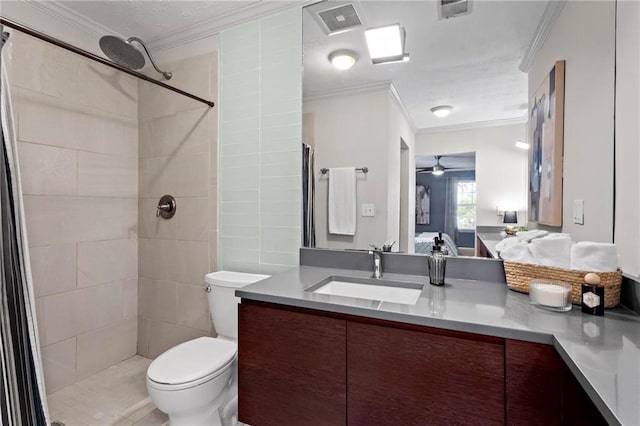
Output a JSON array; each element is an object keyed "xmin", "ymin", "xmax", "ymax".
[
  {"xmin": 365, "ymin": 24, "xmax": 410, "ymax": 65},
  {"xmin": 431, "ymin": 105, "xmax": 453, "ymax": 118},
  {"xmin": 515, "ymin": 140, "xmax": 530, "ymax": 150},
  {"xmin": 328, "ymin": 49, "xmax": 358, "ymax": 70}
]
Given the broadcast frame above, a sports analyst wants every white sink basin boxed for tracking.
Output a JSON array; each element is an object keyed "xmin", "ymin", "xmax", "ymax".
[{"xmin": 309, "ymin": 276, "xmax": 423, "ymax": 305}]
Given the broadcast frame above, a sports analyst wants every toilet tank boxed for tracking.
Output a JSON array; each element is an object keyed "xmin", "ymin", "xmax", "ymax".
[{"xmin": 205, "ymin": 271, "xmax": 270, "ymax": 340}]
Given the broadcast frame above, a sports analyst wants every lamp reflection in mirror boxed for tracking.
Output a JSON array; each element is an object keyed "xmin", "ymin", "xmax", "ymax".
[{"xmin": 503, "ymin": 210, "xmax": 518, "ymax": 224}]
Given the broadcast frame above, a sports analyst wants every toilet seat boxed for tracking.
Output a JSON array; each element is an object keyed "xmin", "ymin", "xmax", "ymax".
[{"xmin": 147, "ymin": 337, "xmax": 237, "ymax": 391}]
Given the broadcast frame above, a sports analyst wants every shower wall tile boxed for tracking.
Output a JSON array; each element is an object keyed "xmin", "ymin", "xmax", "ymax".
[
  {"xmin": 176, "ymin": 283, "xmax": 212, "ymax": 332},
  {"xmin": 176, "ymin": 197, "xmax": 209, "ymax": 241},
  {"xmin": 10, "ymin": 32, "xmax": 139, "ymax": 392},
  {"xmin": 17, "ymin": 142, "xmax": 77, "ymax": 196},
  {"xmin": 29, "ymin": 244, "xmax": 77, "ymax": 298},
  {"xmin": 77, "ymin": 152, "xmax": 138, "ymax": 198},
  {"xmin": 137, "ymin": 51, "xmax": 217, "ymax": 358},
  {"xmin": 23, "ymin": 196, "xmax": 137, "ymax": 247},
  {"xmin": 41, "ymin": 338, "xmax": 77, "ymax": 393},
  {"xmin": 17, "ymin": 89, "xmax": 138, "ymax": 158},
  {"xmin": 78, "ymin": 239, "xmax": 138, "ymax": 288},
  {"xmin": 145, "ymin": 320, "xmax": 209, "ymax": 359},
  {"xmin": 76, "ymin": 318, "xmax": 137, "ymax": 379},
  {"xmin": 138, "ymin": 278, "xmax": 177, "ymax": 324}
]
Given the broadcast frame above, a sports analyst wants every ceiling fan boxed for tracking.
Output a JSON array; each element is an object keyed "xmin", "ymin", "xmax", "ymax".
[{"xmin": 416, "ymin": 155, "xmax": 470, "ymax": 176}]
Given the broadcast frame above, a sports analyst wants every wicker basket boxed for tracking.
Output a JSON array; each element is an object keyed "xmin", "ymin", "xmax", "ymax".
[{"xmin": 503, "ymin": 261, "xmax": 622, "ymax": 308}]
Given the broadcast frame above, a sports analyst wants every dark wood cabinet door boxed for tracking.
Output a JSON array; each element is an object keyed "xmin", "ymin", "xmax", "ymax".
[
  {"xmin": 477, "ymin": 237, "xmax": 489, "ymax": 258},
  {"xmin": 238, "ymin": 302, "xmax": 347, "ymax": 426},
  {"xmin": 347, "ymin": 321, "xmax": 505, "ymax": 426},
  {"xmin": 506, "ymin": 340, "xmax": 562, "ymax": 425}
]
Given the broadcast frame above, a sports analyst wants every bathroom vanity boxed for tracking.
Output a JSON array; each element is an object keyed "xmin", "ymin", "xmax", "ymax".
[{"xmin": 235, "ymin": 257, "xmax": 640, "ymax": 426}]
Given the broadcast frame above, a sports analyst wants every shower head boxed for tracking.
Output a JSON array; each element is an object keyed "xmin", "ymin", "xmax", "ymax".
[{"xmin": 99, "ymin": 35, "xmax": 172, "ymax": 80}]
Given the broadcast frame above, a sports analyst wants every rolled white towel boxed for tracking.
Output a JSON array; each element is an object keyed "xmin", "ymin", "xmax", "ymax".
[
  {"xmin": 570, "ymin": 242, "xmax": 618, "ymax": 272},
  {"xmin": 546, "ymin": 233, "xmax": 572, "ymax": 239},
  {"xmin": 500, "ymin": 242, "xmax": 535, "ymax": 264},
  {"xmin": 495, "ymin": 237, "xmax": 520, "ymax": 253},
  {"xmin": 529, "ymin": 236, "xmax": 572, "ymax": 269},
  {"xmin": 516, "ymin": 230, "xmax": 548, "ymax": 243}
]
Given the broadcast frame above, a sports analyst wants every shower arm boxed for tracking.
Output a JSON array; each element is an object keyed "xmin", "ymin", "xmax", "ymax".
[{"xmin": 127, "ymin": 37, "xmax": 172, "ymax": 80}]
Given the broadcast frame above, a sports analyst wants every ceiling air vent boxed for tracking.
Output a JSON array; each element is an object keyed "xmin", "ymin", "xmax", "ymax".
[
  {"xmin": 317, "ymin": 3, "xmax": 362, "ymax": 35},
  {"xmin": 439, "ymin": 0, "xmax": 472, "ymax": 20}
]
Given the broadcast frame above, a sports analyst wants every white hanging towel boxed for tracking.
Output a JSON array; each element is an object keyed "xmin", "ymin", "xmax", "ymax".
[{"xmin": 328, "ymin": 167, "xmax": 357, "ymax": 235}]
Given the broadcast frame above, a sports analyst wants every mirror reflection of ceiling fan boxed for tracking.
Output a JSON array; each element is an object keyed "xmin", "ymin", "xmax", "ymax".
[{"xmin": 416, "ymin": 155, "xmax": 471, "ymax": 176}]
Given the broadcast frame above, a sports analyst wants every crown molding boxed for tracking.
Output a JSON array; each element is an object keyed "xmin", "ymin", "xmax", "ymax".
[
  {"xmin": 519, "ymin": 0, "xmax": 566, "ymax": 72},
  {"xmin": 304, "ymin": 81, "xmax": 393, "ymax": 101},
  {"xmin": 148, "ymin": 1, "xmax": 314, "ymax": 52},
  {"xmin": 388, "ymin": 82, "xmax": 416, "ymax": 133},
  {"xmin": 416, "ymin": 116, "xmax": 528, "ymax": 135}
]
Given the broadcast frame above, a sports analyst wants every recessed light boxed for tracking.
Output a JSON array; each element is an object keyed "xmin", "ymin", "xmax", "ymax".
[
  {"xmin": 431, "ymin": 105, "xmax": 453, "ymax": 118},
  {"xmin": 328, "ymin": 49, "xmax": 357, "ymax": 70},
  {"xmin": 365, "ymin": 24, "xmax": 409, "ymax": 64},
  {"xmin": 515, "ymin": 140, "xmax": 530, "ymax": 150}
]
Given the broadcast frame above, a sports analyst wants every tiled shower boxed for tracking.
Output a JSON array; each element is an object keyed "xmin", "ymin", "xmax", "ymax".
[{"xmin": 4, "ymin": 29, "xmax": 218, "ymax": 394}]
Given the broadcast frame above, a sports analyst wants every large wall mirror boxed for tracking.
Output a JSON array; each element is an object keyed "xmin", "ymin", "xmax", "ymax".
[{"xmin": 301, "ymin": 0, "xmax": 545, "ymax": 255}]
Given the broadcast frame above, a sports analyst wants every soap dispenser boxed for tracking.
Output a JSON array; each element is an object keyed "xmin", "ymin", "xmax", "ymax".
[{"xmin": 428, "ymin": 233, "xmax": 447, "ymax": 286}]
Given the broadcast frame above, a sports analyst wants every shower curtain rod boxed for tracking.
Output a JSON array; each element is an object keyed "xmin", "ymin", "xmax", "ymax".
[{"xmin": 0, "ymin": 18, "xmax": 215, "ymax": 108}]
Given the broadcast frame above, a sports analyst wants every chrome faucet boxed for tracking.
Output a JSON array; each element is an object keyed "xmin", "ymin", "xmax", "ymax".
[{"xmin": 369, "ymin": 245, "xmax": 383, "ymax": 279}]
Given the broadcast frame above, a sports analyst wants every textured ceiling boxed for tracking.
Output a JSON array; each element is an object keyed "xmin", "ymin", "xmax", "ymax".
[
  {"xmin": 58, "ymin": 0, "xmax": 260, "ymax": 41},
  {"xmin": 303, "ymin": 1, "xmax": 547, "ymax": 130}
]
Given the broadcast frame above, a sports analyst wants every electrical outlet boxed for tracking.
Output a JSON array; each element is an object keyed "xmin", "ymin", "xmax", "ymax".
[
  {"xmin": 573, "ymin": 199, "xmax": 584, "ymax": 225},
  {"xmin": 362, "ymin": 203, "xmax": 375, "ymax": 217}
]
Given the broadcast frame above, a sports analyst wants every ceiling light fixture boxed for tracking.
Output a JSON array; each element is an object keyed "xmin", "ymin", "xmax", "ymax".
[
  {"xmin": 431, "ymin": 105, "xmax": 453, "ymax": 118},
  {"xmin": 432, "ymin": 164, "xmax": 445, "ymax": 176},
  {"xmin": 328, "ymin": 49, "xmax": 357, "ymax": 70},
  {"xmin": 365, "ymin": 24, "xmax": 410, "ymax": 65},
  {"xmin": 515, "ymin": 140, "xmax": 530, "ymax": 150}
]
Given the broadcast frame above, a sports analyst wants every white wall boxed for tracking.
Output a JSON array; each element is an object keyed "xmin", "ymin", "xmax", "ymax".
[
  {"xmin": 415, "ymin": 124, "xmax": 528, "ymax": 227},
  {"xmin": 304, "ymin": 86, "xmax": 415, "ymax": 250},
  {"xmin": 304, "ymin": 89, "xmax": 389, "ymax": 249},
  {"xmin": 615, "ymin": 0, "xmax": 640, "ymax": 277},
  {"xmin": 528, "ymin": 0, "xmax": 615, "ymax": 243},
  {"xmin": 387, "ymin": 93, "xmax": 416, "ymax": 252}
]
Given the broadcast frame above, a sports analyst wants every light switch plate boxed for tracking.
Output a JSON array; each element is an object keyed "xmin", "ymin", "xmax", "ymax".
[
  {"xmin": 573, "ymin": 199, "xmax": 584, "ymax": 225},
  {"xmin": 362, "ymin": 203, "xmax": 375, "ymax": 217}
]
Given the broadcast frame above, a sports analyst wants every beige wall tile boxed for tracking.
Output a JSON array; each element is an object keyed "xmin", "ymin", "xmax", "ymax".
[
  {"xmin": 123, "ymin": 279, "xmax": 138, "ymax": 321},
  {"xmin": 138, "ymin": 200, "xmax": 177, "ymax": 239},
  {"xmin": 138, "ymin": 278, "xmax": 177, "ymax": 323},
  {"xmin": 24, "ymin": 196, "xmax": 137, "ymax": 246},
  {"xmin": 75, "ymin": 281, "xmax": 124, "ymax": 335},
  {"xmin": 209, "ymin": 231, "xmax": 218, "ymax": 272},
  {"xmin": 37, "ymin": 292, "xmax": 76, "ymax": 346},
  {"xmin": 139, "ymin": 239, "xmax": 208, "ymax": 285},
  {"xmin": 42, "ymin": 338, "xmax": 77, "ymax": 394},
  {"xmin": 146, "ymin": 152, "xmax": 208, "ymax": 198},
  {"xmin": 17, "ymin": 142, "xmax": 77, "ymax": 196},
  {"xmin": 139, "ymin": 107, "xmax": 212, "ymax": 159},
  {"xmin": 176, "ymin": 197, "xmax": 208, "ymax": 241},
  {"xmin": 146, "ymin": 320, "xmax": 210, "ymax": 359},
  {"xmin": 30, "ymin": 244, "xmax": 77, "ymax": 297},
  {"xmin": 176, "ymin": 283, "xmax": 211, "ymax": 332},
  {"xmin": 137, "ymin": 318, "xmax": 150, "ymax": 357},
  {"xmin": 78, "ymin": 152, "xmax": 138, "ymax": 198},
  {"xmin": 17, "ymin": 89, "xmax": 138, "ymax": 158},
  {"xmin": 76, "ymin": 319, "xmax": 137, "ymax": 378},
  {"xmin": 10, "ymin": 32, "xmax": 80, "ymax": 102},
  {"xmin": 76, "ymin": 62, "xmax": 138, "ymax": 119},
  {"xmin": 78, "ymin": 239, "xmax": 137, "ymax": 287}
]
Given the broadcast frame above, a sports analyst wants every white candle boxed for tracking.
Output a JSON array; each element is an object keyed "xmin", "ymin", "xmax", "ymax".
[{"xmin": 530, "ymin": 282, "xmax": 571, "ymax": 308}]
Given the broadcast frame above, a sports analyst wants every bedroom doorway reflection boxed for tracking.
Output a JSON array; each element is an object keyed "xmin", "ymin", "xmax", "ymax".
[{"xmin": 415, "ymin": 152, "xmax": 477, "ymax": 256}]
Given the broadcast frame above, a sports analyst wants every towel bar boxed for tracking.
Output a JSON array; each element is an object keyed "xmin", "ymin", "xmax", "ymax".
[{"xmin": 320, "ymin": 167, "xmax": 368, "ymax": 174}]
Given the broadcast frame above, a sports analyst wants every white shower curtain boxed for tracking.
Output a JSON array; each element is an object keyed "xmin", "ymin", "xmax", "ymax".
[{"xmin": 0, "ymin": 29, "xmax": 50, "ymax": 425}]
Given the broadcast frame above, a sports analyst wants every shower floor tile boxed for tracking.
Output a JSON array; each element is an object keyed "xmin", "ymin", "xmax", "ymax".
[{"xmin": 48, "ymin": 355, "xmax": 168, "ymax": 426}]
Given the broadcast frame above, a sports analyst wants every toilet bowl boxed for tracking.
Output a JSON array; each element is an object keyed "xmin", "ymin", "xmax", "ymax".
[{"xmin": 146, "ymin": 271, "xmax": 270, "ymax": 425}]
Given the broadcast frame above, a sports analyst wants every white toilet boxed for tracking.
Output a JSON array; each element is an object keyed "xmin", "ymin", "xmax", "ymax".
[{"xmin": 146, "ymin": 271, "xmax": 270, "ymax": 426}]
